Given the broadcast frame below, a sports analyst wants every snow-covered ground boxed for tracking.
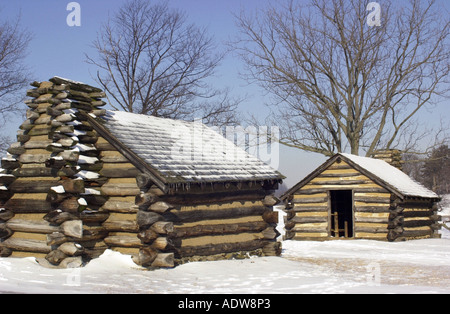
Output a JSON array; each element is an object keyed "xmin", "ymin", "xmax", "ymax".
[
  {"xmin": 440, "ymin": 194, "xmax": 450, "ymax": 218},
  {"xmin": 0, "ymin": 238, "xmax": 449, "ymax": 294},
  {"xmin": 439, "ymin": 194, "xmax": 450, "ymax": 239},
  {"xmin": 0, "ymin": 196, "xmax": 448, "ymax": 294}
]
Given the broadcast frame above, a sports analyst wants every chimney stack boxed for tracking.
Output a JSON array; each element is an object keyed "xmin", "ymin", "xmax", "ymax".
[{"xmin": 370, "ymin": 149, "xmax": 403, "ymax": 171}]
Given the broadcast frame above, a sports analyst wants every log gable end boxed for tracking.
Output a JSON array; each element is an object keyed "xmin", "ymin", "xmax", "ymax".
[
  {"xmin": 282, "ymin": 154, "xmax": 441, "ymax": 242},
  {"xmin": 0, "ymin": 77, "xmax": 284, "ymax": 268}
]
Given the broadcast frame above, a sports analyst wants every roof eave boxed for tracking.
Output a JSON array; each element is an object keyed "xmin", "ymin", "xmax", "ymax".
[
  {"xmin": 280, "ymin": 153, "xmax": 411, "ymax": 201},
  {"xmin": 336, "ymin": 153, "xmax": 406, "ymax": 200},
  {"xmin": 280, "ymin": 154, "xmax": 339, "ymax": 201}
]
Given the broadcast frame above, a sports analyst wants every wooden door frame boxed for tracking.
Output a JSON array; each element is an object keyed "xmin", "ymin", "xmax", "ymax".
[{"xmin": 327, "ymin": 189, "xmax": 355, "ymax": 238}]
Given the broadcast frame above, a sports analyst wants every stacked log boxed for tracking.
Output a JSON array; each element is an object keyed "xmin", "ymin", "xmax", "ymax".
[
  {"xmin": 284, "ymin": 192, "xmax": 329, "ymax": 241},
  {"xmin": 0, "ymin": 80, "xmax": 59, "ymax": 257},
  {"xmin": 0, "ymin": 78, "xmax": 108, "ymax": 266},
  {"xmin": 93, "ymin": 136, "xmax": 173, "ymax": 266},
  {"xmin": 0, "ymin": 171, "xmax": 15, "ymax": 257},
  {"xmin": 159, "ymin": 191, "xmax": 281, "ymax": 264},
  {"xmin": 132, "ymin": 173, "xmax": 175, "ymax": 268},
  {"xmin": 94, "ymin": 139, "xmax": 142, "ymax": 261},
  {"xmin": 285, "ymin": 157, "xmax": 441, "ymax": 242},
  {"xmin": 1, "ymin": 77, "xmax": 283, "ymax": 268},
  {"xmin": 387, "ymin": 199, "xmax": 441, "ymax": 241},
  {"xmin": 370, "ymin": 149, "xmax": 403, "ymax": 170},
  {"xmin": 284, "ymin": 160, "xmax": 393, "ymax": 240}
]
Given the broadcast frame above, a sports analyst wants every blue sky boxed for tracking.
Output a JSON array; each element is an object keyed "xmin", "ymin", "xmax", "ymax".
[
  {"xmin": 0, "ymin": 0, "xmax": 262, "ymax": 93},
  {"xmin": 1, "ymin": 0, "xmax": 449, "ymax": 189}
]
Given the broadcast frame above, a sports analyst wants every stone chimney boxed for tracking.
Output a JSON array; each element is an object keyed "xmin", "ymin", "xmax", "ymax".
[{"xmin": 370, "ymin": 149, "xmax": 403, "ymax": 171}]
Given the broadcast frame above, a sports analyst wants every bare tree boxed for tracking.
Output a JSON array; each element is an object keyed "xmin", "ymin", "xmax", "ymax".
[
  {"xmin": 232, "ymin": 0, "xmax": 450, "ymax": 156},
  {"xmin": 420, "ymin": 145, "xmax": 450, "ymax": 194},
  {"xmin": 86, "ymin": 0, "xmax": 239, "ymax": 125},
  {"xmin": 0, "ymin": 12, "xmax": 31, "ymax": 155}
]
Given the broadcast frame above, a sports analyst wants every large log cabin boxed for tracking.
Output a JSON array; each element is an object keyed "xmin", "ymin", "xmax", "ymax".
[
  {"xmin": 281, "ymin": 153, "xmax": 441, "ymax": 242},
  {"xmin": 0, "ymin": 77, "xmax": 284, "ymax": 268}
]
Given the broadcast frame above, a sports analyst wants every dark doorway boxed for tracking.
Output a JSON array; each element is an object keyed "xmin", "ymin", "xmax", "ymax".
[{"xmin": 330, "ymin": 190, "xmax": 354, "ymax": 238}]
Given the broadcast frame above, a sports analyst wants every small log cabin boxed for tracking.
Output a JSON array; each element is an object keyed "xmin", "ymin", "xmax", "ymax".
[
  {"xmin": 281, "ymin": 153, "xmax": 441, "ymax": 242},
  {"xmin": 0, "ymin": 77, "xmax": 284, "ymax": 268}
]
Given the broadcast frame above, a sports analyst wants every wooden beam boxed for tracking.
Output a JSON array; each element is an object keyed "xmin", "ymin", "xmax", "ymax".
[
  {"xmin": 2, "ymin": 238, "xmax": 51, "ymax": 253},
  {"xmin": 172, "ymin": 221, "xmax": 268, "ymax": 238},
  {"xmin": 104, "ymin": 234, "xmax": 141, "ymax": 248},
  {"xmin": 177, "ymin": 239, "xmax": 266, "ymax": 258},
  {"xmin": 163, "ymin": 206, "xmax": 269, "ymax": 223},
  {"xmin": 6, "ymin": 219, "xmax": 59, "ymax": 234}
]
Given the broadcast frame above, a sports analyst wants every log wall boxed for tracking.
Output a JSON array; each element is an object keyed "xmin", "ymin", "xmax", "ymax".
[
  {"xmin": 130, "ymin": 178, "xmax": 281, "ymax": 267},
  {"xmin": 166, "ymin": 198, "xmax": 280, "ymax": 263},
  {"xmin": 284, "ymin": 159, "xmax": 440, "ymax": 242},
  {"xmin": 1, "ymin": 78, "xmax": 281, "ymax": 268},
  {"xmin": 97, "ymin": 139, "xmax": 140, "ymax": 259},
  {"xmin": 0, "ymin": 78, "xmax": 106, "ymax": 267},
  {"xmin": 285, "ymin": 160, "xmax": 391, "ymax": 241},
  {"xmin": 387, "ymin": 200, "xmax": 441, "ymax": 241}
]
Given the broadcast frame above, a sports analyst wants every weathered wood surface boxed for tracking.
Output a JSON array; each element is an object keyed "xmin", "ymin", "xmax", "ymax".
[
  {"xmin": 1, "ymin": 238, "xmax": 51, "ymax": 253},
  {"xmin": 8, "ymin": 178, "xmax": 59, "ymax": 193},
  {"xmin": 44, "ymin": 210, "xmax": 78, "ymax": 224},
  {"xmin": 2, "ymin": 77, "xmax": 284, "ymax": 266},
  {"xmin": 104, "ymin": 234, "xmax": 141, "ymax": 248},
  {"xmin": 163, "ymin": 206, "xmax": 269, "ymax": 223},
  {"xmin": 5, "ymin": 195, "xmax": 52, "ymax": 213},
  {"xmin": 100, "ymin": 150, "xmax": 129, "ymax": 163},
  {"xmin": 136, "ymin": 173, "xmax": 154, "ymax": 190},
  {"xmin": 99, "ymin": 163, "xmax": 140, "ymax": 178},
  {"xmin": 172, "ymin": 221, "xmax": 269, "ymax": 239},
  {"xmin": 177, "ymin": 239, "xmax": 267, "ymax": 258},
  {"xmin": 6, "ymin": 219, "xmax": 59, "ymax": 234},
  {"xmin": 101, "ymin": 197, "xmax": 139, "ymax": 213},
  {"xmin": 11, "ymin": 167, "xmax": 56, "ymax": 177},
  {"xmin": 138, "ymin": 229, "xmax": 158, "ymax": 244},
  {"xmin": 0, "ymin": 175, "xmax": 16, "ymax": 186},
  {"xmin": 46, "ymin": 250, "xmax": 68, "ymax": 265},
  {"xmin": 1, "ymin": 159, "xmax": 21, "ymax": 170},
  {"xmin": 137, "ymin": 247, "xmax": 158, "ymax": 266},
  {"xmin": 135, "ymin": 192, "xmax": 157, "ymax": 207},
  {"xmin": 146, "ymin": 221, "xmax": 172, "ymax": 235},
  {"xmin": 262, "ymin": 241, "xmax": 282, "ymax": 256},
  {"xmin": 149, "ymin": 201, "xmax": 173, "ymax": 213},
  {"xmin": 137, "ymin": 211, "xmax": 163, "ymax": 228},
  {"xmin": 101, "ymin": 182, "xmax": 140, "ymax": 196},
  {"xmin": 0, "ymin": 225, "xmax": 13, "ymax": 239},
  {"xmin": 0, "ymin": 209, "xmax": 14, "ymax": 221},
  {"xmin": 151, "ymin": 237, "xmax": 172, "ymax": 250},
  {"xmin": 285, "ymin": 160, "xmax": 400, "ymax": 241},
  {"xmin": 151, "ymin": 253, "xmax": 174, "ymax": 268},
  {"xmin": 161, "ymin": 191, "xmax": 268, "ymax": 206},
  {"xmin": 58, "ymin": 197, "xmax": 86, "ymax": 213},
  {"xmin": 103, "ymin": 216, "xmax": 139, "ymax": 232},
  {"xmin": 61, "ymin": 220, "xmax": 83, "ymax": 238},
  {"xmin": 79, "ymin": 210, "xmax": 109, "ymax": 223}
]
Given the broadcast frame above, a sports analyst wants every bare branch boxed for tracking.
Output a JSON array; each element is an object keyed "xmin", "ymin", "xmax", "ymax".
[
  {"xmin": 231, "ymin": 0, "xmax": 450, "ymax": 156},
  {"xmin": 86, "ymin": 0, "xmax": 236, "ymax": 125},
  {"xmin": 0, "ymin": 11, "xmax": 31, "ymax": 154}
]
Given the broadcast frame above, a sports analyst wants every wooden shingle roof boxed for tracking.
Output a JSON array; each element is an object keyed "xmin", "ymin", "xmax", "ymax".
[{"xmin": 88, "ymin": 110, "xmax": 284, "ymax": 186}]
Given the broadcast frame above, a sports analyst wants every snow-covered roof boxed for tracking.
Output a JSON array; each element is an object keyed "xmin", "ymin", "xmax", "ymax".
[
  {"xmin": 340, "ymin": 153, "xmax": 439, "ymax": 199},
  {"xmin": 282, "ymin": 152, "xmax": 439, "ymax": 201},
  {"xmin": 100, "ymin": 111, "xmax": 283, "ymax": 184}
]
